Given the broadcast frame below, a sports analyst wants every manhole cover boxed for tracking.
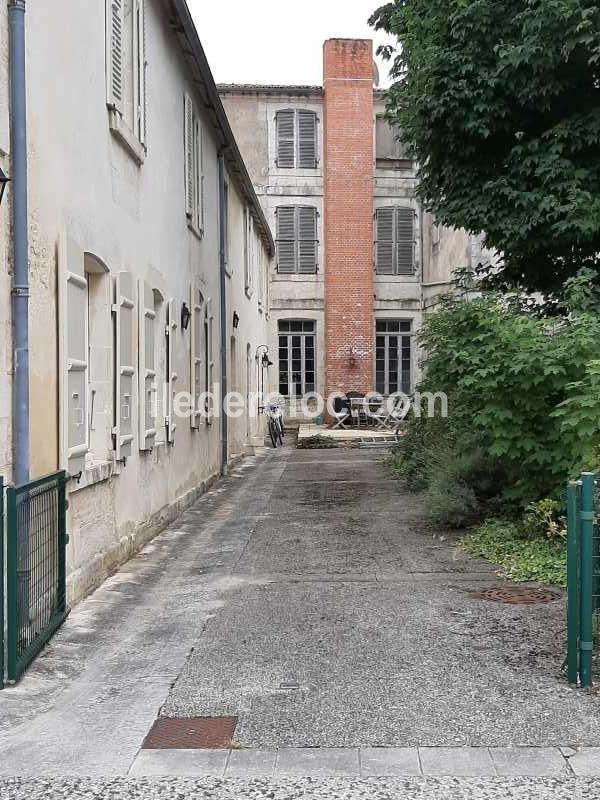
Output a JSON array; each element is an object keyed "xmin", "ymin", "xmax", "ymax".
[
  {"xmin": 470, "ymin": 586, "xmax": 562, "ymax": 604},
  {"xmin": 142, "ymin": 717, "xmax": 238, "ymax": 749}
]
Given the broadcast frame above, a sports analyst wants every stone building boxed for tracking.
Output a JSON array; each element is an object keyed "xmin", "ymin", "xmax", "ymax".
[
  {"xmin": 0, "ymin": 0, "xmax": 272, "ymax": 602},
  {"xmin": 220, "ymin": 38, "xmax": 486, "ymax": 409}
]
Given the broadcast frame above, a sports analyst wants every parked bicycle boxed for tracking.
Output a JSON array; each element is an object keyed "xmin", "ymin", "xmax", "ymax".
[{"xmin": 263, "ymin": 400, "xmax": 285, "ymax": 448}]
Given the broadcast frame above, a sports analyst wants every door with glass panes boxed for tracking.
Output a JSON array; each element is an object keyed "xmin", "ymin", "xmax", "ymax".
[
  {"xmin": 375, "ymin": 320, "xmax": 412, "ymax": 395},
  {"xmin": 278, "ymin": 321, "xmax": 316, "ymax": 397}
]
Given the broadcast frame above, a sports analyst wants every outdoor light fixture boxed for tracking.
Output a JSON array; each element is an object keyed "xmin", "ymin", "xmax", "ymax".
[
  {"xmin": 180, "ymin": 301, "xmax": 191, "ymax": 331},
  {"xmin": 232, "ymin": 311, "xmax": 240, "ymax": 329},
  {"xmin": 0, "ymin": 166, "xmax": 10, "ymax": 207},
  {"xmin": 262, "ymin": 352, "xmax": 274, "ymax": 369}
]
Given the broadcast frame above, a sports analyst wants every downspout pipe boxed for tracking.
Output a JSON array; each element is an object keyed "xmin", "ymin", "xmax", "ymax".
[
  {"xmin": 9, "ymin": 0, "xmax": 29, "ymax": 485},
  {"xmin": 217, "ymin": 153, "xmax": 228, "ymax": 476}
]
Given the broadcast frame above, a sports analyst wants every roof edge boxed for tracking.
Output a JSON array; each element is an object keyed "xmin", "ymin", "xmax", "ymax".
[{"xmin": 218, "ymin": 83, "xmax": 324, "ymax": 97}]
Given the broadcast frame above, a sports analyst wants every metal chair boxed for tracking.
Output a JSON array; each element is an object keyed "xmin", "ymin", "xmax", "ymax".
[{"xmin": 331, "ymin": 395, "xmax": 352, "ymax": 429}]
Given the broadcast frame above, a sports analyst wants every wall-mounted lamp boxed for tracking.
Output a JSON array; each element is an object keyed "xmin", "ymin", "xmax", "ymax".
[
  {"xmin": 232, "ymin": 311, "xmax": 240, "ymax": 329},
  {"xmin": 0, "ymin": 166, "xmax": 10, "ymax": 207},
  {"xmin": 262, "ymin": 352, "xmax": 274, "ymax": 369},
  {"xmin": 180, "ymin": 301, "xmax": 191, "ymax": 331}
]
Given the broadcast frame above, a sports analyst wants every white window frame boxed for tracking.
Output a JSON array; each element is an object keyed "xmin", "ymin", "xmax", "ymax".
[
  {"xmin": 375, "ymin": 320, "xmax": 413, "ymax": 396},
  {"xmin": 277, "ymin": 320, "xmax": 317, "ymax": 397}
]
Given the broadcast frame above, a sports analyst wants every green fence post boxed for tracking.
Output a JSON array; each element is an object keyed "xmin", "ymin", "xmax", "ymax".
[
  {"xmin": 57, "ymin": 471, "xmax": 67, "ymax": 614},
  {"xmin": 0, "ymin": 476, "xmax": 4, "ymax": 690},
  {"xmin": 580, "ymin": 472, "xmax": 595, "ymax": 688},
  {"xmin": 6, "ymin": 486, "xmax": 17, "ymax": 683},
  {"xmin": 567, "ymin": 481, "xmax": 580, "ymax": 684}
]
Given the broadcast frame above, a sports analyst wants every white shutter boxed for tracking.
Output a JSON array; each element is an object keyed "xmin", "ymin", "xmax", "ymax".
[
  {"xmin": 198, "ymin": 122, "xmax": 205, "ymax": 235},
  {"xmin": 276, "ymin": 206, "xmax": 297, "ymax": 273},
  {"xmin": 396, "ymin": 208, "xmax": 415, "ymax": 275},
  {"xmin": 276, "ymin": 110, "xmax": 295, "ymax": 168},
  {"xmin": 190, "ymin": 285, "xmax": 204, "ymax": 430},
  {"xmin": 135, "ymin": 0, "xmax": 147, "ymax": 146},
  {"xmin": 138, "ymin": 279, "xmax": 156, "ymax": 451},
  {"xmin": 106, "ymin": 0, "xmax": 124, "ymax": 114},
  {"xmin": 166, "ymin": 298, "xmax": 178, "ymax": 443},
  {"xmin": 113, "ymin": 272, "xmax": 135, "ymax": 460},
  {"xmin": 206, "ymin": 298, "xmax": 215, "ymax": 425},
  {"xmin": 297, "ymin": 111, "xmax": 317, "ymax": 168},
  {"xmin": 375, "ymin": 208, "xmax": 395, "ymax": 275},
  {"xmin": 58, "ymin": 233, "xmax": 89, "ymax": 476},
  {"xmin": 184, "ymin": 93, "xmax": 194, "ymax": 218},
  {"xmin": 297, "ymin": 206, "xmax": 318, "ymax": 274}
]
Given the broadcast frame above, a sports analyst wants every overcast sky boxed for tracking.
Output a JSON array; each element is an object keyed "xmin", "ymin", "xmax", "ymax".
[{"xmin": 187, "ymin": 0, "xmax": 396, "ymax": 87}]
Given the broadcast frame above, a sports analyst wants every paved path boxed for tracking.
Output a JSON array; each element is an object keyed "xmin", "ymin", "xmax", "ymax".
[{"xmin": 1, "ymin": 445, "xmax": 599, "ymax": 798}]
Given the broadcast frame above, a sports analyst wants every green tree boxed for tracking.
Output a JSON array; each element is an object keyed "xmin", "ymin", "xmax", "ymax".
[{"xmin": 370, "ymin": 0, "xmax": 600, "ymax": 293}]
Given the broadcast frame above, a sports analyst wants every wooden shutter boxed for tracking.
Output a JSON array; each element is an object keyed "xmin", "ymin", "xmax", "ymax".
[
  {"xmin": 297, "ymin": 111, "xmax": 317, "ymax": 168},
  {"xmin": 184, "ymin": 93, "xmax": 194, "ymax": 218},
  {"xmin": 113, "ymin": 272, "xmax": 135, "ymax": 460},
  {"xmin": 190, "ymin": 285, "xmax": 204, "ymax": 430},
  {"xmin": 58, "ymin": 233, "xmax": 89, "ymax": 476},
  {"xmin": 138, "ymin": 279, "xmax": 156, "ymax": 451},
  {"xmin": 205, "ymin": 298, "xmax": 215, "ymax": 424},
  {"xmin": 198, "ymin": 122, "xmax": 205, "ymax": 235},
  {"xmin": 396, "ymin": 208, "xmax": 415, "ymax": 274},
  {"xmin": 375, "ymin": 208, "xmax": 395, "ymax": 275},
  {"xmin": 276, "ymin": 110, "xmax": 295, "ymax": 168},
  {"xmin": 106, "ymin": 0, "xmax": 124, "ymax": 114},
  {"xmin": 166, "ymin": 298, "xmax": 178, "ymax": 443},
  {"xmin": 135, "ymin": 0, "xmax": 147, "ymax": 146},
  {"xmin": 297, "ymin": 207, "xmax": 318, "ymax": 274},
  {"xmin": 276, "ymin": 206, "xmax": 296, "ymax": 273}
]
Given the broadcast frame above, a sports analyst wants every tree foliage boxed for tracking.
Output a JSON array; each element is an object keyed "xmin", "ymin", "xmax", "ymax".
[{"xmin": 370, "ymin": 0, "xmax": 600, "ymax": 293}]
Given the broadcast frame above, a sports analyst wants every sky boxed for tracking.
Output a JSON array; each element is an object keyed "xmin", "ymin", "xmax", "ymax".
[{"xmin": 187, "ymin": 0, "xmax": 396, "ymax": 88}]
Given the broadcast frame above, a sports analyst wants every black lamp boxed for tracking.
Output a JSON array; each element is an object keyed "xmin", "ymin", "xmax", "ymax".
[
  {"xmin": 233, "ymin": 311, "xmax": 240, "ymax": 329},
  {"xmin": 180, "ymin": 301, "xmax": 191, "ymax": 331},
  {"xmin": 261, "ymin": 352, "xmax": 273, "ymax": 368},
  {"xmin": 0, "ymin": 166, "xmax": 10, "ymax": 207}
]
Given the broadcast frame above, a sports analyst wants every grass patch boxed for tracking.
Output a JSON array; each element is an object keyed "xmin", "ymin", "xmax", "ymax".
[
  {"xmin": 297, "ymin": 434, "xmax": 337, "ymax": 450},
  {"xmin": 463, "ymin": 519, "xmax": 566, "ymax": 587}
]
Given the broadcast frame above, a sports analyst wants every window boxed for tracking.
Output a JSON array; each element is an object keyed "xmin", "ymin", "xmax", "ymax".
[
  {"xmin": 376, "ymin": 320, "xmax": 412, "ymax": 396},
  {"xmin": 432, "ymin": 220, "xmax": 441, "ymax": 250},
  {"xmin": 375, "ymin": 207, "xmax": 415, "ymax": 275},
  {"xmin": 184, "ymin": 93, "xmax": 205, "ymax": 237},
  {"xmin": 278, "ymin": 320, "xmax": 316, "ymax": 396},
  {"xmin": 375, "ymin": 116, "xmax": 412, "ymax": 170},
  {"xmin": 244, "ymin": 206, "xmax": 254, "ymax": 296},
  {"xmin": 190, "ymin": 285, "xmax": 205, "ymax": 430},
  {"xmin": 276, "ymin": 109, "xmax": 318, "ymax": 169},
  {"xmin": 276, "ymin": 206, "xmax": 318, "ymax": 274},
  {"xmin": 106, "ymin": 0, "xmax": 147, "ymax": 157},
  {"xmin": 86, "ymin": 260, "xmax": 113, "ymax": 466}
]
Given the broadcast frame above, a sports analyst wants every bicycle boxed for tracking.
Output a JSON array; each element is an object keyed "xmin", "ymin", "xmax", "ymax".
[{"xmin": 264, "ymin": 400, "xmax": 284, "ymax": 448}]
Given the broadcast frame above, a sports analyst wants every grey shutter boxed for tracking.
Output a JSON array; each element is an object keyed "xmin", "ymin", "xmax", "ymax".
[
  {"xmin": 199, "ymin": 122, "xmax": 205, "ymax": 235},
  {"xmin": 205, "ymin": 298, "xmax": 215, "ymax": 424},
  {"xmin": 135, "ymin": 0, "xmax": 147, "ymax": 146},
  {"xmin": 138, "ymin": 279, "xmax": 156, "ymax": 451},
  {"xmin": 166, "ymin": 298, "xmax": 178, "ymax": 443},
  {"xmin": 114, "ymin": 272, "xmax": 136, "ymax": 460},
  {"xmin": 276, "ymin": 110, "xmax": 295, "ymax": 168},
  {"xmin": 297, "ymin": 111, "xmax": 317, "ymax": 168},
  {"xmin": 184, "ymin": 93, "xmax": 194, "ymax": 218},
  {"xmin": 276, "ymin": 206, "xmax": 297, "ymax": 273},
  {"xmin": 106, "ymin": 0, "xmax": 124, "ymax": 114},
  {"xmin": 58, "ymin": 233, "xmax": 89, "ymax": 476},
  {"xmin": 297, "ymin": 207, "xmax": 318, "ymax": 274},
  {"xmin": 190, "ymin": 285, "xmax": 203, "ymax": 429},
  {"xmin": 375, "ymin": 208, "xmax": 395, "ymax": 275},
  {"xmin": 396, "ymin": 208, "xmax": 415, "ymax": 274}
]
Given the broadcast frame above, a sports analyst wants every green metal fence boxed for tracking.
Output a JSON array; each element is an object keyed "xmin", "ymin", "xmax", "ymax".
[
  {"xmin": 4, "ymin": 471, "xmax": 69, "ymax": 684},
  {"xmin": 567, "ymin": 472, "xmax": 600, "ymax": 687},
  {"xmin": 1, "ymin": 476, "xmax": 4, "ymax": 690}
]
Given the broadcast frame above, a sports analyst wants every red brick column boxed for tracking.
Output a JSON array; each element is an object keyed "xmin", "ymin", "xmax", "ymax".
[{"xmin": 323, "ymin": 39, "xmax": 374, "ymax": 401}]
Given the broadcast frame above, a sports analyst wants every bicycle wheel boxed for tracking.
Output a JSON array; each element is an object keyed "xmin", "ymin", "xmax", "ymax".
[
  {"xmin": 277, "ymin": 418, "xmax": 284, "ymax": 445},
  {"xmin": 268, "ymin": 418, "xmax": 279, "ymax": 448}
]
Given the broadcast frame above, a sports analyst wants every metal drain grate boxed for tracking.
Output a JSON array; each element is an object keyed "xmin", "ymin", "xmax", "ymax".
[
  {"xmin": 142, "ymin": 717, "xmax": 238, "ymax": 749},
  {"xmin": 470, "ymin": 586, "xmax": 562, "ymax": 604}
]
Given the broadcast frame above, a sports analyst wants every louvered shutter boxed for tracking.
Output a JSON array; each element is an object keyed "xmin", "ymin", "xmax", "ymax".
[
  {"xmin": 135, "ymin": 0, "xmax": 147, "ymax": 146},
  {"xmin": 166, "ymin": 298, "xmax": 178, "ymax": 443},
  {"xmin": 276, "ymin": 110, "xmax": 295, "ymax": 168},
  {"xmin": 297, "ymin": 207, "xmax": 318, "ymax": 274},
  {"xmin": 58, "ymin": 233, "xmax": 89, "ymax": 476},
  {"xmin": 396, "ymin": 208, "xmax": 415, "ymax": 275},
  {"xmin": 276, "ymin": 207, "xmax": 296, "ymax": 273},
  {"xmin": 138, "ymin": 279, "xmax": 156, "ymax": 451},
  {"xmin": 106, "ymin": 0, "xmax": 124, "ymax": 114},
  {"xmin": 190, "ymin": 285, "xmax": 203, "ymax": 429},
  {"xmin": 297, "ymin": 111, "xmax": 317, "ymax": 168},
  {"xmin": 198, "ymin": 122, "xmax": 205, "ymax": 235},
  {"xmin": 184, "ymin": 93, "xmax": 194, "ymax": 218},
  {"xmin": 375, "ymin": 208, "xmax": 395, "ymax": 275},
  {"xmin": 205, "ymin": 298, "xmax": 215, "ymax": 424},
  {"xmin": 113, "ymin": 272, "xmax": 135, "ymax": 460}
]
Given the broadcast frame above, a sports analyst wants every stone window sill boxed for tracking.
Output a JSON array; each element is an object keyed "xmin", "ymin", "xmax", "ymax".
[
  {"xmin": 108, "ymin": 109, "xmax": 146, "ymax": 166},
  {"xmin": 69, "ymin": 459, "xmax": 118, "ymax": 494}
]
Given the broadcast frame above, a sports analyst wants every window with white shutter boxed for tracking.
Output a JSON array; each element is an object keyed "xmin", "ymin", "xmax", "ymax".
[
  {"xmin": 166, "ymin": 298, "xmax": 178, "ymax": 444},
  {"xmin": 106, "ymin": 0, "xmax": 124, "ymax": 114},
  {"xmin": 205, "ymin": 298, "xmax": 215, "ymax": 424},
  {"xmin": 113, "ymin": 272, "xmax": 136, "ymax": 460},
  {"xmin": 276, "ymin": 109, "xmax": 318, "ymax": 169},
  {"xmin": 375, "ymin": 207, "xmax": 416, "ymax": 276},
  {"xmin": 138, "ymin": 279, "xmax": 156, "ymax": 451},
  {"xmin": 190, "ymin": 285, "xmax": 205, "ymax": 429},
  {"xmin": 184, "ymin": 93, "xmax": 205, "ymax": 237},
  {"xmin": 276, "ymin": 206, "xmax": 318, "ymax": 274}
]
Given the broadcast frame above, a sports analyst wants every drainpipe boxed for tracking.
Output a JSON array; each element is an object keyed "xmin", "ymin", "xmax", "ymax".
[
  {"xmin": 217, "ymin": 153, "xmax": 228, "ymax": 476},
  {"xmin": 9, "ymin": 0, "xmax": 29, "ymax": 486}
]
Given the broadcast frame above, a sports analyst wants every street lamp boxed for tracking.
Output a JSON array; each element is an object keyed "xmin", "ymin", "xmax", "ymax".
[{"xmin": 0, "ymin": 166, "xmax": 10, "ymax": 207}]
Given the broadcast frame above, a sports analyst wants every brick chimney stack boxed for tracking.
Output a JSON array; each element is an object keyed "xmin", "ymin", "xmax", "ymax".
[{"xmin": 323, "ymin": 39, "xmax": 375, "ymax": 399}]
